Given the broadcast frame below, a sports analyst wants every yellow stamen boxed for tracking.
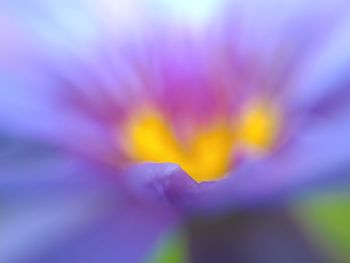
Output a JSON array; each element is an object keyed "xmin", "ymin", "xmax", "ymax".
[
  {"xmin": 123, "ymin": 107, "xmax": 235, "ymax": 182},
  {"xmin": 122, "ymin": 101, "xmax": 279, "ymax": 182},
  {"xmin": 182, "ymin": 122, "xmax": 234, "ymax": 182},
  {"xmin": 239, "ymin": 101, "xmax": 279, "ymax": 151},
  {"xmin": 125, "ymin": 108, "xmax": 181, "ymax": 163}
]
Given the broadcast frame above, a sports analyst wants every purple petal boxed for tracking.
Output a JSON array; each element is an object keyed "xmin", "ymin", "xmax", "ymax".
[
  {"xmin": 188, "ymin": 108, "xmax": 350, "ymax": 213},
  {"xmin": 124, "ymin": 162, "xmax": 198, "ymax": 208},
  {"xmin": 0, "ymin": 146, "xmax": 178, "ymax": 263},
  {"xmin": 286, "ymin": 15, "xmax": 350, "ymax": 111}
]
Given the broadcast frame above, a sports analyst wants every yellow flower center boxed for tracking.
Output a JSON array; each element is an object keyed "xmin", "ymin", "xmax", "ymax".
[
  {"xmin": 122, "ymin": 101, "xmax": 279, "ymax": 183},
  {"xmin": 239, "ymin": 102, "xmax": 280, "ymax": 151}
]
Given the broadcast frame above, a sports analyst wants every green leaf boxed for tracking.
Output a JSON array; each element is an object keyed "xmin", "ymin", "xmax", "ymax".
[
  {"xmin": 149, "ymin": 230, "xmax": 188, "ymax": 263},
  {"xmin": 294, "ymin": 190, "xmax": 350, "ymax": 262}
]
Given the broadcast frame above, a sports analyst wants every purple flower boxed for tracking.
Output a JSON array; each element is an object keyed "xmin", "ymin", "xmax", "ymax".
[{"xmin": 0, "ymin": 0, "xmax": 350, "ymax": 262}]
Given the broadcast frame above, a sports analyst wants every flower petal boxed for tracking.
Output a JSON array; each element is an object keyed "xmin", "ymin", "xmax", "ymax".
[
  {"xmin": 188, "ymin": 107, "xmax": 350, "ymax": 213},
  {"xmin": 124, "ymin": 162, "xmax": 198, "ymax": 207},
  {"xmin": 0, "ymin": 141, "xmax": 177, "ymax": 263}
]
